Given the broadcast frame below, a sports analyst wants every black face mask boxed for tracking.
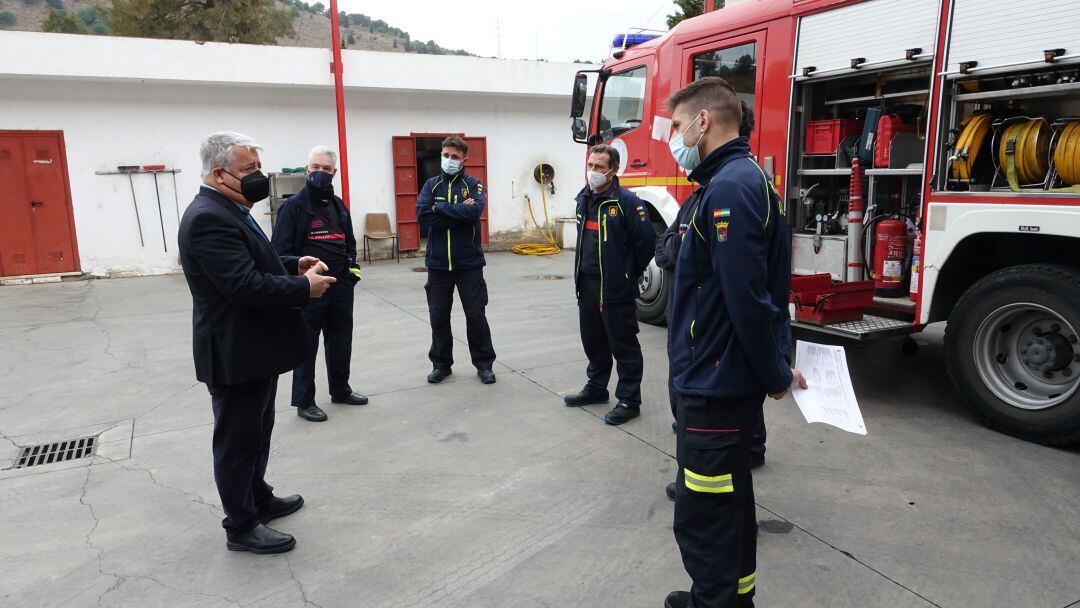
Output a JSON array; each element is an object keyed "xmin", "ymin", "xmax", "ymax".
[
  {"xmin": 222, "ymin": 169, "xmax": 270, "ymax": 204},
  {"xmin": 307, "ymin": 170, "xmax": 334, "ymax": 194}
]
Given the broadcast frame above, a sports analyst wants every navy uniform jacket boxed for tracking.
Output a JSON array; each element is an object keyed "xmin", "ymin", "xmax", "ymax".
[
  {"xmin": 669, "ymin": 138, "xmax": 793, "ymax": 397},
  {"xmin": 573, "ymin": 178, "xmax": 657, "ymax": 305},
  {"xmin": 178, "ymin": 186, "xmax": 309, "ymax": 386},
  {"xmin": 416, "ymin": 170, "xmax": 486, "ymax": 271},
  {"xmin": 270, "ymin": 184, "xmax": 358, "ymax": 279}
]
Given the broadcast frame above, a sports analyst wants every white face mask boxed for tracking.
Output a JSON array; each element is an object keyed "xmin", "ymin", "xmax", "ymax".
[
  {"xmin": 587, "ymin": 170, "xmax": 612, "ymax": 190},
  {"xmin": 669, "ymin": 114, "xmax": 706, "ymax": 172},
  {"xmin": 441, "ymin": 157, "xmax": 463, "ymax": 175}
]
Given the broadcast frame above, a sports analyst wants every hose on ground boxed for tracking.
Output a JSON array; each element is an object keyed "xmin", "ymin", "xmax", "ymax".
[{"xmin": 512, "ymin": 165, "xmax": 561, "ymax": 256}]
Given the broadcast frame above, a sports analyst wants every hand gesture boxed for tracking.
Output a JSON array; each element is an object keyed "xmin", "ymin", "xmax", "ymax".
[
  {"xmin": 298, "ymin": 256, "xmax": 321, "ymax": 275},
  {"xmin": 463, "ymin": 198, "xmax": 476, "ymax": 205},
  {"xmin": 305, "ymin": 261, "xmax": 335, "ymax": 298},
  {"xmin": 769, "ymin": 368, "xmax": 808, "ymax": 400}
]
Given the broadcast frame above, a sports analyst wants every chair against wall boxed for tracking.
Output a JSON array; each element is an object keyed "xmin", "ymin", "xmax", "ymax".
[{"xmin": 363, "ymin": 213, "xmax": 399, "ymax": 263}]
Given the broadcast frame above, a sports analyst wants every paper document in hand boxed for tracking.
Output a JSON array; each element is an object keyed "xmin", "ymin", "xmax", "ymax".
[{"xmin": 791, "ymin": 340, "xmax": 867, "ymax": 435}]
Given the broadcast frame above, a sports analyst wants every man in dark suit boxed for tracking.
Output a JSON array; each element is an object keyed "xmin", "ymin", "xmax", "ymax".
[{"xmin": 178, "ymin": 131, "xmax": 336, "ymax": 554}]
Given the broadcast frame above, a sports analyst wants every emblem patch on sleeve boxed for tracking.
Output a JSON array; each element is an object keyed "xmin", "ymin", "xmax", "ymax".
[
  {"xmin": 608, "ymin": 207, "xmax": 618, "ymax": 216},
  {"xmin": 713, "ymin": 208, "xmax": 731, "ymax": 242},
  {"xmin": 637, "ymin": 206, "xmax": 647, "ymax": 221},
  {"xmin": 477, "ymin": 183, "xmax": 484, "ymax": 195}
]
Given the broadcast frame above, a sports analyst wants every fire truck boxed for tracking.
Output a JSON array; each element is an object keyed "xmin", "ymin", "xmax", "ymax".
[{"xmin": 569, "ymin": 0, "xmax": 1080, "ymax": 445}]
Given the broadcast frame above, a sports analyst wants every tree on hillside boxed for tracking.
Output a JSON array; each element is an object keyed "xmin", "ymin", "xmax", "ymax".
[
  {"xmin": 42, "ymin": 9, "xmax": 87, "ymax": 33},
  {"xmin": 667, "ymin": 0, "xmax": 723, "ymax": 28},
  {"xmin": 0, "ymin": 12, "xmax": 17, "ymax": 27},
  {"xmin": 108, "ymin": 0, "xmax": 294, "ymax": 44}
]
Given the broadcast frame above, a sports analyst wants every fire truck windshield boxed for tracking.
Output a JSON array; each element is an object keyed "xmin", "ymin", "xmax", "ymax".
[{"xmin": 597, "ymin": 66, "xmax": 647, "ymax": 142}]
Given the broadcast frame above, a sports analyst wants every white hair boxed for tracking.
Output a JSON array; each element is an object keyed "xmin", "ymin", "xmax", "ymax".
[
  {"xmin": 200, "ymin": 131, "xmax": 263, "ymax": 178},
  {"xmin": 308, "ymin": 145, "xmax": 338, "ymax": 168}
]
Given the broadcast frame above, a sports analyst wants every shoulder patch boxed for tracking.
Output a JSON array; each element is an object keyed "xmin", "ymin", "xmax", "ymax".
[
  {"xmin": 477, "ymin": 182, "xmax": 484, "ymax": 195},
  {"xmin": 714, "ymin": 208, "xmax": 730, "ymax": 242},
  {"xmin": 608, "ymin": 207, "xmax": 618, "ymax": 217},
  {"xmin": 637, "ymin": 205, "xmax": 647, "ymax": 221}
]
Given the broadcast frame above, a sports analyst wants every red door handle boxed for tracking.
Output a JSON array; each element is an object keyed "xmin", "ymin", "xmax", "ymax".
[
  {"xmin": 630, "ymin": 161, "xmax": 647, "ymax": 168},
  {"xmin": 30, "ymin": 200, "xmax": 44, "ymax": 206}
]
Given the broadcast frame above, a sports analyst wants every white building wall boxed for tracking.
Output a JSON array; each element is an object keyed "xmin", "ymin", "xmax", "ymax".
[{"xmin": 0, "ymin": 32, "xmax": 593, "ymax": 277}]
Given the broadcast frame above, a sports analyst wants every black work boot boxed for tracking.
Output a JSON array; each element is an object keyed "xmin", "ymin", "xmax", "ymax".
[
  {"xmin": 427, "ymin": 368, "xmax": 452, "ymax": 384},
  {"xmin": 664, "ymin": 591, "xmax": 690, "ymax": 608},
  {"xmin": 478, "ymin": 369, "xmax": 496, "ymax": 384},
  {"xmin": 604, "ymin": 402, "xmax": 640, "ymax": 425},
  {"xmin": 563, "ymin": 387, "xmax": 609, "ymax": 407},
  {"xmin": 665, "ymin": 482, "xmax": 677, "ymax": 502},
  {"xmin": 297, "ymin": 405, "xmax": 327, "ymax": 422}
]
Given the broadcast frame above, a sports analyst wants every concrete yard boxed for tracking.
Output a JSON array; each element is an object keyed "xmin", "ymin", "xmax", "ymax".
[{"xmin": 1, "ymin": 251, "xmax": 1078, "ymax": 608}]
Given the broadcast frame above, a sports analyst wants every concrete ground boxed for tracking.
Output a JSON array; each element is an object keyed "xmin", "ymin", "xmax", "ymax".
[{"xmin": 0, "ymin": 251, "xmax": 1078, "ymax": 608}]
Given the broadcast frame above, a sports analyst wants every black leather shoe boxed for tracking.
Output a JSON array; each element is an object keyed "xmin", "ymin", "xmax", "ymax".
[
  {"xmin": 664, "ymin": 591, "xmax": 690, "ymax": 608},
  {"xmin": 297, "ymin": 405, "xmax": 328, "ymax": 422},
  {"xmin": 226, "ymin": 523, "xmax": 296, "ymax": 554},
  {"xmin": 478, "ymin": 369, "xmax": 496, "ymax": 384},
  {"xmin": 563, "ymin": 388, "xmax": 609, "ymax": 407},
  {"xmin": 671, "ymin": 421, "xmax": 677, "ymax": 433},
  {"xmin": 665, "ymin": 482, "xmax": 677, "ymax": 502},
  {"xmin": 332, "ymin": 391, "xmax": 369, "ymax": 405},
  {"xmin": 751, "ymin": 453, "xmax": 766, "ymax": 469},
  {"xmin": 259, "ymin": 494, "xmax": 304, "ymax": 524},
  {"xmin": 604, "ymin": 402, "xmax": 640, "ymax": 425},
  {"xmin": 427, "ymin": 368, "xmax": 452, "ymax": 384}
]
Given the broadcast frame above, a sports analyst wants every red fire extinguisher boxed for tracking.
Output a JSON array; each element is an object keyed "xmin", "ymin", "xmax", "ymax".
[
  {"xmin": 873, "ymin": 218, "xmax": 908, "ymax": 297},
  {"xmin": 909, "ymin": 227, "xmax": 922, "ymax": 302}
]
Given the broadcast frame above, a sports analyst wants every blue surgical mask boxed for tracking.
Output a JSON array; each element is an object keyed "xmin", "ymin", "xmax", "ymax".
[
  {"xmin": 669, "ymin": 115, "xmax": 705, "ymax": 172},
  {"xmin": 441, "ymin": 157, "xmax": 463, "ymax": 175}
]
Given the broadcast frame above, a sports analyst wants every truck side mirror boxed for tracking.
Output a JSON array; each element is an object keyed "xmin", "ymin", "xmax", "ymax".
[
  {"xmin": 571, "ymin": 118, "xmax": 588, "ymax": 144},
  {"xmin": 570, "ymin": 73, "xmax": 588, "ymax": 118}
]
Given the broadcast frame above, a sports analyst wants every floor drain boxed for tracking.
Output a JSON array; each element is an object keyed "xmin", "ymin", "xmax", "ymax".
[
  {"xmin": 525, "ymin": 274, "xmax": 567, "ymax": 280},
  {"xmin": 7, "ymin": 436, "xmax": 97, "ymax": 470},
  {"xmin": 411, "ymin": 267, "xmax": 427, "ymax": 273}
]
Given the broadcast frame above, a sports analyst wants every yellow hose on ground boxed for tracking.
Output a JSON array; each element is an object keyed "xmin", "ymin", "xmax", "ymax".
[{"xmin": 512, "ymin": 165, "xmax": 561, "ymax": 256}]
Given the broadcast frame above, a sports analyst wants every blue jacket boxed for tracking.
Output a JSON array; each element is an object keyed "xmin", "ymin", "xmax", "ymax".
[
  {"xmin": 669, "ymin": 138, "xmax": 793, "ymax": 397},
  {"xmin": 573, "ymin": 179, "xmax": 656, "ymax": 305},
  {"xmin": 270, "ymin": 184, "xmax": 358, "ymax": 279},
  {"xmin": 417, "ymin": 170, "xmax": 486, "ymax": 271}
]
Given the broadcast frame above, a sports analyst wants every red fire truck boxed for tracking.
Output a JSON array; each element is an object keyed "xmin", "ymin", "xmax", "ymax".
[{"xmin": 569, "ymin": 0, "xmax": 1080, "ymax": 444}]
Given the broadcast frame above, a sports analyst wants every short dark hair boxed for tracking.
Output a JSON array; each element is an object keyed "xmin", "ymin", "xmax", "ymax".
[
  {"xmin": 589, "ymin": 144, "xmax": 620, "ymax": 171},
  {"xmin": 441, "ymin": 135, "xmax": 468, "ymax": 155},
  {"xmin": 739, "ymin": 101, "xmax": 755, "ymax": 137},
  {"xmin": 666, "ymin": 77, "xmax": 742, "ymax": 134}
]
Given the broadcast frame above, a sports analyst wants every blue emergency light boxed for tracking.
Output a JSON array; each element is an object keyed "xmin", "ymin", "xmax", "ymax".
[{"xmin": 612, "ymin": 33, "xmax": 661, "ymax": 48}]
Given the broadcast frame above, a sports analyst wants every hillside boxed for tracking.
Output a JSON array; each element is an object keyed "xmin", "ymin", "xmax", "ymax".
[{"xmin": 0, "ymin": 0, "xmax": 473, "ymax": 55}]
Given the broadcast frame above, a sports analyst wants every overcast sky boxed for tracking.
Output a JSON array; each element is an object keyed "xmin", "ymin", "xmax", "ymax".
[{"xmin": 338, "ymin": 0, "xmax": 676, "ymax": 63}]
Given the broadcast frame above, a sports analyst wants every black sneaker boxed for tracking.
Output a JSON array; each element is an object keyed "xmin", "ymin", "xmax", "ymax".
[
  {"xmin": 604, "ymin": 402, "xmax": 640, "ymax": 425},
  {"xmin": 671, "ymin": 421, "xmax": 677, "ymax": 434},
  {"xmin": 664, "ymin": 591, "xmax": 690, "ymax": 608},
  {"xmin": 478, "ymin": 369, "xmax": 496, "ymax": 384},
  {"xmin": 427, "ymin": 368, "xmax": 452, "ymax": 384},
  {"xmin": 563, "ymin": 387, "xmax": 609, "ymax": 407},
  {"xmin": 665, "ymin": 482, "xmax": 677, "ymax": 502}
]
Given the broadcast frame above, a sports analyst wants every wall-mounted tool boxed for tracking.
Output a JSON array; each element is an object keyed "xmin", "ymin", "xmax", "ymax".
[
  {"xmin": 533, "ymin": 163, "xmax": 556, "ymax": 195},
  {"xmin": 95, "ymin": 166, "xmax": 183, "ymax": 250}
]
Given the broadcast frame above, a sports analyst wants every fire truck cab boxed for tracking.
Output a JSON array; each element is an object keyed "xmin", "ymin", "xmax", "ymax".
[{"xmin": 570, "ymin": 0, "xmax": 1080, "ymax": 445}]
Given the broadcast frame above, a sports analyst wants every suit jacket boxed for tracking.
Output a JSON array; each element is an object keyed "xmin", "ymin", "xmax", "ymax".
[{"xmin": 178, "ymin": 186, "xmax": 310, "ymax": 386}]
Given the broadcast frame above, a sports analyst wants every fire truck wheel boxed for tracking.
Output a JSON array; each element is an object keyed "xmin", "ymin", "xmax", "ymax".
[
  {"xmin": 636, "ymin": 221, "xmax": 668, "ymax": 326},
  {"xmin": 946, "ymin": 264, "xmax": 1080, "ymax": 445}
]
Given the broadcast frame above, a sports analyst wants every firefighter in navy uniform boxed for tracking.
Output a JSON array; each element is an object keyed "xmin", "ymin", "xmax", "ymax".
[
  {"xmin": 563, "ymin": 144, "xmax": 656, "ymax": 425},
  {"xmin": 657, "ymin": 102, "xmax": 769, "ymax": 501},
  {"xmin": 416, "ymin": 136, "xmax": 497, "ymax": 385},
  {"xmin": 661, "ymin": 78, "xmax": 806, "ymax": 608}
]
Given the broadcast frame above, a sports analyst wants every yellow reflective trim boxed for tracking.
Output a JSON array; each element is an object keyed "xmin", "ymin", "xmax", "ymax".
[
  {"xmin": 738, "ymin": 572, "xmax": 756, "ymax": 594},
  {"xmin": 689, "ymin": 319, "xmax": 695, "ymax": 338},
  {"xmin": 684, "ymin": 479, "xmax": 735, "ymax": 494},
  {"xmin": 684, "ymin": 469, "xmax": 732, "ymax": 483},
  {"xmin": 619, "ymin": 176, "xmax": 694, "ymax": 187}
]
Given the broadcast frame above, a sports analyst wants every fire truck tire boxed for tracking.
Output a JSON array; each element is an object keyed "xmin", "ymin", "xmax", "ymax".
[
  {"xmin": 636, "ymin": 221, "xmax": 668, "ymax": 326},
  {"xmin": 945, "ymin": 264, "xmax": 1080, "ymax": 445}
]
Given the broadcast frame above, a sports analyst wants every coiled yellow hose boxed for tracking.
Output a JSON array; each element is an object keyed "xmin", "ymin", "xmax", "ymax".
[{"xmin": 512, "ymin": 165, "xmax": 561, "ymax": 256}]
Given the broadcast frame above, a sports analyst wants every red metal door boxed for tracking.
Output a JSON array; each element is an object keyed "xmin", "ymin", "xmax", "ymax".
[
  {"xmin": 463, "ymin": 136, "xmax": 489, "ymax": 245},
  {"xmin": 392, "ymin": 136, "xmax": 420, "ymax": 251},
  {"xmin": 0, "ymin": 132, "xmax": 78, "ymax": 277}
]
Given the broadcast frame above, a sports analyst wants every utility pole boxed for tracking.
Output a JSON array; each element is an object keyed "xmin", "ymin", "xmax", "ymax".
[{"xmin": 329, "ymin": 0, "xmax": 351, "ymax": 208}]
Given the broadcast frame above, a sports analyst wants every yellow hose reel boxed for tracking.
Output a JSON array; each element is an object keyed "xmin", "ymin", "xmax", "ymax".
[{"xmin": 951, "ymin": 112, "xmax": 993, "ymax": 181}]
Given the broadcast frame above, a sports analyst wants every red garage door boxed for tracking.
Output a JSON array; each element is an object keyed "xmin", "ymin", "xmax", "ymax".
[
  {"xmin": 392, "ymin": 133, "xmax": 488, "ymax": 251},
  {"xmin": 0, "ymin": 131, "xmax": 80, "ymax": 277}
]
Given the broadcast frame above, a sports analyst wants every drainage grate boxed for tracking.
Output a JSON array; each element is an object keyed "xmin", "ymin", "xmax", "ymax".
[
  {"xmin": 525, "ymin": 274, "xmax": 567, "ymax": 280},
  {"xmin": 8, "ymin": 436, "xmax": 97, "ymax": 470},
  {"xmin": 411, "ymin": 267, "xmax": 427, "ymax": 273}
]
